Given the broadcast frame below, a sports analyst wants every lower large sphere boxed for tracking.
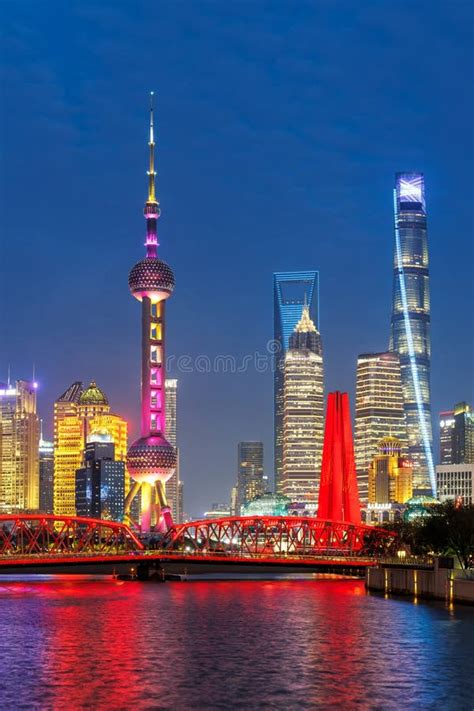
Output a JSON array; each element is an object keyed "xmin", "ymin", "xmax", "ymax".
[{"xmin": 127, "ymin": 434, "xmax": 177, "ymax": 484}]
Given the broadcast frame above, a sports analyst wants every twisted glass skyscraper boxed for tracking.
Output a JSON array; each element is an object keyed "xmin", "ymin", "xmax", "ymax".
[{"xmin": 389, "ymin": 173, "xmax": 435, "ymax": 494}]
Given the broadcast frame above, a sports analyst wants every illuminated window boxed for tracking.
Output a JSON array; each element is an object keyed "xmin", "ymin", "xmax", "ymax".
[
  {"xmin": 151, "ymin": 390, "xmax": 161, "ymax": 409},
  {"xmin": 150, "ymin": 413, "xmax": 158, "ymax": 431},
  {"xmin": 151, "ymin": 302, "xmax": 161, "ymax": 318},
  {"xmin": 150, "ymin": 367, "xmax": 161, "ymax": 386},
  {"xmin": 150, "ymin": 323, "xmax": 162, "ymax": 340},
  {"xmin": 150, "ymin": 346, "xmax": 162, "ymax": 364}
]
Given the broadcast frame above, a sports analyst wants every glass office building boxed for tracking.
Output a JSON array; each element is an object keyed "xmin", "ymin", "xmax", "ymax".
[
  {"xmin": 389, "ymin": 173, "xmax": 435, "ymax": 494},
  {"xmin": 273, "ymin": 271, "xmax": 319, "ymax": 491},
  {"xmin": 237, "ymin": 441, "xmax": 265, "ymax": 513}
]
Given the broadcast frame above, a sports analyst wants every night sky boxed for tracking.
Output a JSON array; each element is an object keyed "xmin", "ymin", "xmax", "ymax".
[{"xmin": 1, "ymin": 1, "xmax": 473, "ymax": 517}]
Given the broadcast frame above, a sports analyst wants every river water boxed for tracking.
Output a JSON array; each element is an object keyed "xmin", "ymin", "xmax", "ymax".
[{"xmin": 0, "ymin": 576, "xmax": 472, "ymax": 710}]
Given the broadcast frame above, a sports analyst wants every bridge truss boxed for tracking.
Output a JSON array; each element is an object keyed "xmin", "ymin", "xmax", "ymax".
[
  {"xmin": 0, "ymin": 514, "xmax": 144, "ymax": 557},
  {"xmin": 161, "ymin": 516, "xmax": 394, "ymax": 558}
]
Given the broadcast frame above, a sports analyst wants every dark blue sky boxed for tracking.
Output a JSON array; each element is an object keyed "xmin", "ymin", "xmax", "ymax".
[{"xmin": 1, "ymin": 1, "xmax": 473, "ymax": 517}]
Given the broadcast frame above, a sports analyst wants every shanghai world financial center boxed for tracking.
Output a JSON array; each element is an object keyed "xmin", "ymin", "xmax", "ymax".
[{"xmin": 273, "ymin": 271, "xmax": 319, "ymax": 491}]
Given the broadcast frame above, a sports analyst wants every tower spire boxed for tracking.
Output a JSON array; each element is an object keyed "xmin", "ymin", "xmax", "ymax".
[
  {"xmin": 148, "ymin": 91, "xmax": 156, "ymax": 202},
  {"xmin": 144, "ymin": 91, "xmax": 160, "ymax": 257}
]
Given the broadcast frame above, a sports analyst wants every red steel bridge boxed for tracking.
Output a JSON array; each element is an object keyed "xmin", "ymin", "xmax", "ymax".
[
  {"xmin": 0, "ymin": 514, "xmax": 393, "ymax": 574},
  {"xmin": 0, "ymin": 394, "xmax": 396, "ymax": 575}
]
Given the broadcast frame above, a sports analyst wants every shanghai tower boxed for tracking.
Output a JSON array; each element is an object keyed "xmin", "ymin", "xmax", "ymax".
[
  {"xmin": 125, "ymin": 95, "xmax": 177, "ymax": 532},
  {"xmin": 389, "ymin": 173, "xmax": 435, "ymax": 494}
]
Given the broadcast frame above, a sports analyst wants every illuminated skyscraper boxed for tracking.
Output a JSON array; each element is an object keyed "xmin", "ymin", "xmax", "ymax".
[
  {"xmin": 273, "ymin": 271, "xmax": 319, "ymax": 490},
  {"xmin": 165, "ymin": 378, "xmax": 183, "ymax": 522},
  {"xmin": 452, "ymin": 402, "xmax": 474, "ymax": 464},
  {"xmin": 237, "ymin": 441, "xmax": 264, "ymax": 513},
  {"xmin": 439, "ymin": 410, "xmax": 455, "ymax": 465},
  {"xmin": 54, "ymin": 381, "xmax": 127, "ymax": 516},
  {"xmin": 368, "ymin": 436, "xmax": 413, "ymax": 505},
  {"xmin": 54, "ymin": 381, "xmax": 83, "ymax": 516},
  {"xmin": 281, "ymin": 304, "xmax": 324, "ymax": 508},
  {"xmin": 354, "ymin": 352, "xmax": 408, "ymax": 504},
  {"xmin": 75, "ymin": 437, "xmax": 125, "ymax": 521},
  {"xmin": 0, "ymin": 380, "xmax": 39, "ymax": 512},
  {"xmin": 125, "ymin": 95, "xmax": 177, "ymax": 532},
  {"xmin": 389, "ymin": 173, "xmax": 435, "ymax": 493},
  {"xmin": 39, "ymin": 422, "xmax": 54, "ymax": 513}
]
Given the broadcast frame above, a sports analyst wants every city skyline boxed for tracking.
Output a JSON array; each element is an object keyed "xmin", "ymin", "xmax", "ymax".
[{"xmin": 1, "ymin": 2, "xmax": 473, "ymax": 517}]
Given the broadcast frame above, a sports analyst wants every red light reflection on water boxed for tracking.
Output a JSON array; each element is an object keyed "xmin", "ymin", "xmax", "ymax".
[{"xmin": 0, "ymin": 576, "xmax": 470, "ymax": 710}]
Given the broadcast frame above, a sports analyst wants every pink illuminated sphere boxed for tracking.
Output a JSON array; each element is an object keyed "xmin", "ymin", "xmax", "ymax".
[{"xmin": 127, "ymin": 434, "xmax": 177, "ymax": 484}]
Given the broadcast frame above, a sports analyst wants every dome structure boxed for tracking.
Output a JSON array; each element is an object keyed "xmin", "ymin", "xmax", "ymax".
[
  {"xmin": 127, "ymin": 434, "xmax": 177, "ymax": 484},
  {"xmin": 129, "ymin": 257, "xmax": 175, "ymax": 301},
  {"xmin": 242, "ymin": 493, "xmax": 291, "ymax": 517},
  {"xmin": 79, "ymin": 381, "xmax": 108, "ymax": 406},
  {"xmin": 403, "ymin": 494, "xmax": 440, "ymax": 522},
  {"xmin": 378, "ymin": 435, "xmax": 402, "ymax": 456}
]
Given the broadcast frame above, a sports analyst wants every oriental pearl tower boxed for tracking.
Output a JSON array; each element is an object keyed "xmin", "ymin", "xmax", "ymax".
[{"xmin": 125, "ymin": 94, "xmax": 177, "ymax": 533}]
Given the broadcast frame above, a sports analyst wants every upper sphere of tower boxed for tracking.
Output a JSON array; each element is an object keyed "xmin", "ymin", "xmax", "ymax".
[{"xmin": 128, "ymin": 257, "xmax": 175, "ymax": 301}]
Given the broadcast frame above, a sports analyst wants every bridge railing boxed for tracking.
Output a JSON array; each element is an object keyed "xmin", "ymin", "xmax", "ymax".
[
  {"xmin": 0, "ymin": 515, "xmax": 143, "ymax": 557},
  {"xmin": 160, "ymin": 516, "xmax": 395, "ymax": 558}
]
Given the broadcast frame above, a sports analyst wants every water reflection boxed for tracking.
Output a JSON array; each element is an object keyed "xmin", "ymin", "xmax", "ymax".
[{"xmin": 0, "ymin": 578, "xmax": 472, "ymax": 710}]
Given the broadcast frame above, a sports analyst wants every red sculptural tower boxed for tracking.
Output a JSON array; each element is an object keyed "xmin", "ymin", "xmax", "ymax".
[{"xmin": 317, "ymin": 391, "xmax": 361, "ymax": 524}]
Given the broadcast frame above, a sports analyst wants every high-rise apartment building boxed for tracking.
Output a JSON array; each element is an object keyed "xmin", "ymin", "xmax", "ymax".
[
  {"xmin": 54, "ymin": 381, "xmax": 127, "ymax": 516},
  {"xmin": 452, "ymin": 402, "xmax": 474, "ymax": 465},
  {"xmin": 75, "ymin": 437, "xmax": 125, "ymax": 521},
  {"xmin": 281, "ymin": 304, "xmax": 324, "ymax": 508},
  {"xmin": 368, "ymin": 436, "xmax": 413, "ymax": 505},
  {"xmin": 389, "ymin": 172, "xmax": 435, "ymax": 494},
  {"xmin": 237, "ymin": 441, "xmax": 264, "ymax": 513},
  {"xmin": 165, "ymin": 379, "xmax": 183, "ymax": 522},
  {"xmin": 0, "ymin": 380, "xmax": 39, "ymax": 512},
  {"xmin": 439, "ymin": 410, "xmax": 455, "ymax": 465},
  {"xmin": 273, "ymin": 271, "xmax": 319, "ymax": 491},
  {"xmin": 39, "ymin": 423, "xmax": 54, "ymax": 513},
  {"xmin": 354, "ymin": 352, "xmax": 408, "ymax": 504}
]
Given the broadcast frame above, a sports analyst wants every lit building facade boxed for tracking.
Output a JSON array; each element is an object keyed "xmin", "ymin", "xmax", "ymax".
[
  {"xmin": 436, "ymin": 464, "xmax": 474, "ymax": 505},
  {"xmin": 273, "ymin": 271, "xmax": 319, "ymax": 491},
  {"xmin": 439, "ymin": 410, "xmax": 455, "ymax": 465},
  {"xmin": 452, "ymin": 402, "xmax": 474, "ymax": 465},
  {"xmin": 54, "ymin": 382, "xmax": 83, "ymax": 516},
  {"xmin": 389, "ymin": 172, "xmax": 435, "ymax": 494},
  {"xmin": 368, "ymin": 436, "xmax": 413, "ymax": 505},
  {"xmin": 165, "ymin": 378, "xmax": 183, "ymax": 522},
  {"xmin": 0, "ymin": 380, "xmax": 39, "ymax": 512},
  {"xmin": 204, "ymin": 503, "xmax": 230, "ymax": 519},
  {"xmin": 237, "ymin": 441, "xmax": 264, "ymax": 513},
  {"xmin": 125, "ymin": 95, "xmax": 177, "ymax": 532},
  {"xmin": 75, "ymin": 437, "xmax": 125, "ymax": 521},
  {"xmin": 281, "ymin": 304, "xmax": 324, "ymax": 507},
  {"xmin": 54, "ymin": 381, "xmax": 127, "ymax": 516},
  {"xmin": 39, "ymin": 425, "xmax": 54, "ymax": 514},
  {"xmin": 354, "ymin": 352, "xmax": 408, "ymax": 504}
]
